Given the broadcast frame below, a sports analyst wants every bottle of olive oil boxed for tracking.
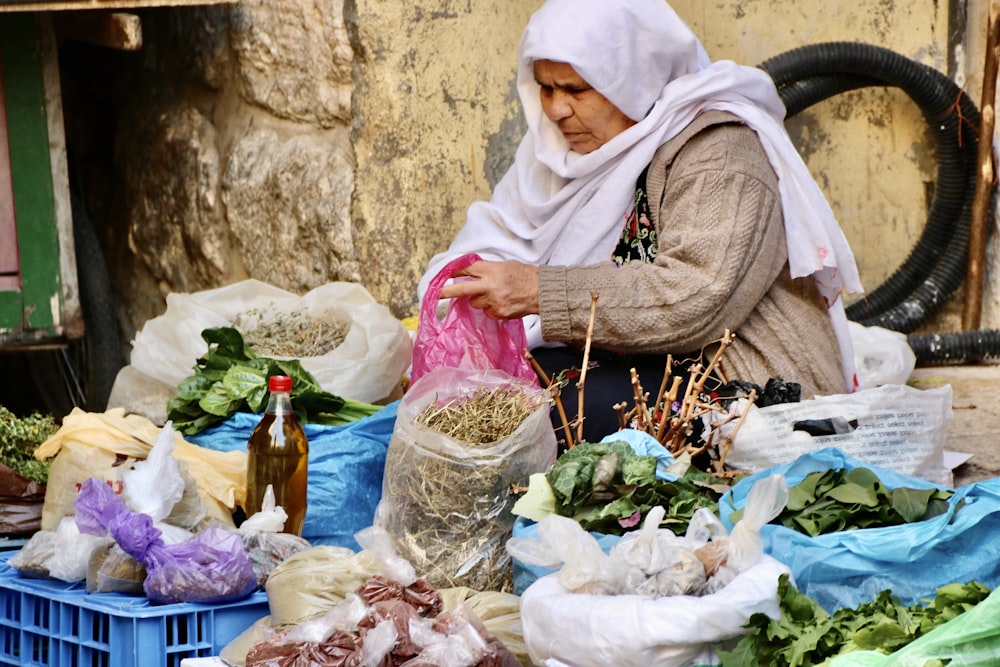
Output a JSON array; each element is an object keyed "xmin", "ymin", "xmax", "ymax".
[{"xmin": 246, "ymin": 375, "xmax": 308, "ymax": 535}]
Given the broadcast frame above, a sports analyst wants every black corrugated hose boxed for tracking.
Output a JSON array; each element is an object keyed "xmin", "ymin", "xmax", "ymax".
[{"xmin": 759, "ymin": 42, "xmax": 1000, "ymax": 364}]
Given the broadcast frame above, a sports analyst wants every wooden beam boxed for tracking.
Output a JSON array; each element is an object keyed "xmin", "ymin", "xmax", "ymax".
[
  {"xmin": 962, "ymin": 0, "xmax": 1000, "ymax": 331},
  {"xmin": 53, "ymin": 11, "xmax": 142, "ymax": 51},
  {"xmin": 0, "ymin": 0, "xmax": 235, "ymax": 13}
]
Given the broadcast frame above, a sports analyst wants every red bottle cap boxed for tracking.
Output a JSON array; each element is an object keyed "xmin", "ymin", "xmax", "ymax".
[{"xmin": 269, "ymin": 375, "xmax": 293, "ymax": 392}]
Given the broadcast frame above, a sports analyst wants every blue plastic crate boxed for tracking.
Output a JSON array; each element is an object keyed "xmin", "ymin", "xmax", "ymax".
[{"xmin": 0, "ymin": 552, "xmax": 268, "ymax": 667}]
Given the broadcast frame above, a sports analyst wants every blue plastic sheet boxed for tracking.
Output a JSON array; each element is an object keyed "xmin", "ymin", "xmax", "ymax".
[
  {"xmin": 511, "ymin": 429, "xmax": 677, "ymax": 594},
  {"xmin": 190, "ymin": 402, "xmax": 398, "ymax": 550},
  {"xmin": 719, "ymin": 447, "xmax": 1000, "ymax": 613}
]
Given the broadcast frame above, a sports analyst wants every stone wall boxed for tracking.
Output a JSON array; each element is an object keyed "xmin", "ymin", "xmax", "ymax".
[{"xmin": 79, "ymin": 0, "xmax": 533, "ymax": 341}]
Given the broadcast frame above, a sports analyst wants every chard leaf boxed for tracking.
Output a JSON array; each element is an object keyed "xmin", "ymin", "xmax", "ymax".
[
  {"xmin": 890, "ymin": 487, "xmax": 940, "ymax": 523},
  {"xmin": 166, "ymin": 326, "xmax": 361, "ymax": 435},
  {"xmin": 618, "ymin": 448, "xmax": 656, "ymax": 485},
  {"xmin": 543, "ymin": 440, "xmax": 725, "ymax": 536},
  {"xmin": 826, "ymin": 481, "xmax": 879, "ymax": 508},
  {"xmin": 199, "ymin": 381, "xmax": 244, "ymax": 417},
  {"xmin": 774, "ymin": 468, "xmax": 955, "ymax": 536},
  {"xmin": 201, "ymin": 326, "xmax": 255, "ymax": 362},
  {"xmin": 173, "ymin": 374, "xmax": 215, "ymax": 401},
  {"xmin": 719, "ymin": 574, "xmax": 991, "ymax": 666}
]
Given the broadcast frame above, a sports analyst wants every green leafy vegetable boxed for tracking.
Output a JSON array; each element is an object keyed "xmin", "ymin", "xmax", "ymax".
[
  {"xmin": 166, "ymin": 326, "xmax": 380, "ymax": 435},
  {"xmin": 0, "ymin": 406, "xmax": 59, "ymax": 486},
  {"xmin": 542, "ymin": 440, "xmax": 729, "ymax": 536},
  {"xmin": 718, "ymin": 574, "xmax": 991, "ymax": 666},
  {"xmin": 730, "ymin": 468, "xmax": 955, "ymax": 536}
]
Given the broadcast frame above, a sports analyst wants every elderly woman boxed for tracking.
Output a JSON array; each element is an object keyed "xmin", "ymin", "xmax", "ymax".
[{"xmin": 418, "ymin": 0, "xmax": 862, "ymax": 443}]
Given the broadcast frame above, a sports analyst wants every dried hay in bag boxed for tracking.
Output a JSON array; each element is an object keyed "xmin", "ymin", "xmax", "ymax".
[{"xmin": 376, "ymin": 366, "xmax": 557, "ymax": 593}]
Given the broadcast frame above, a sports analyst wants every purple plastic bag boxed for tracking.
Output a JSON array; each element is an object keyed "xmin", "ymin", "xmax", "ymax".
[
  {"xmin": 412, "ymin": 253, "xmax": 538, "ymax": 385},
  {"xmin": 75, "ymin": 478, "xmax": 257, "ymax": 604}
]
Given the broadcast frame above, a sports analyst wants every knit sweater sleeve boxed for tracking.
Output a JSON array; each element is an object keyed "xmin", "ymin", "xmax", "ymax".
[{"xmin": 537, "ymin": 119, "xmax": 786, "ymax": 353}]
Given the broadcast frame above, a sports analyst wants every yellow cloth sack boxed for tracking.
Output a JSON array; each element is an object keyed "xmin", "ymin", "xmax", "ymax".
[{"xmin": 35, "ymin": 408, "xmax": 246, "ymax": 530}]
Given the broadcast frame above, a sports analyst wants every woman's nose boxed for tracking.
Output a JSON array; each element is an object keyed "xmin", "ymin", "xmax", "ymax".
[{"xmin": 544, "ymin": 90, "xmax": 573, "ymax": 120}]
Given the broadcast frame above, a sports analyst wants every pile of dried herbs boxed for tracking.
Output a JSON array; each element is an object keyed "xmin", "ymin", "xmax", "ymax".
[
  {"xmin": 718, "ymin": 574, "xmax": 991, "ymax": 666},
  {"xmin": 0, "ymin": 405, "xmax": 59, "ymax": 486},
  {"xmin": 415, "ymin": 386, "xmax": 537, "ymax": 444},
  {"xmin": 381, "ymin": 383, "xmax": 551, "ymax": 593},
  {"xmin": 545, "ymin": 440, "xmax": 732, "ymax": 536},
  {"xmin": 237, "ymin": 308, "xmax": 348, "ymax": 358}
]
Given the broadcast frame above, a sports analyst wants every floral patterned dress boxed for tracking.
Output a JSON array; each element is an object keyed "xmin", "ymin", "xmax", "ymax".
[{"xmin": 612, "ymin": 166, "xmax": 657, "ymax": 267}]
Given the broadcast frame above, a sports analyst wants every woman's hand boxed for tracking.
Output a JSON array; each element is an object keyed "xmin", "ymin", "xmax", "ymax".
[{"xmin": 439, "ymin": 260, "xmax": 540, "ymax": 319}]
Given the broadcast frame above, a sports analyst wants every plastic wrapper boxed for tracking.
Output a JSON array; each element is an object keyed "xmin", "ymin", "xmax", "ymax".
[
  {"xmin": 512, "ymin": 477, "xmax": 791, "ymax": 667},
  {"xmin": 87, "ymin": 543, "xmax": 147, "ymax": 594},
  {"xmin": 245, "ymin": 626, "xmax": 358, "ymax": 667},
  {"xmin": 827, "ymin": 587, "xmax": 1000, "ymax": 667},
  {"xmin": 9, "ymin": 515, "xmax": 112, "ymax": 582},
  {"xmin": 375, "ymin": 367, "xmax": 556, "ymax": 592},
  {"xmin": 508, "ymin": 507, "xmax": 714, "ymax": 597},
  {"xmin": 415, "ymin": 606, "xmax": 522, "ymax": 667},
  {"xmin": 125, "ymin": 279, "xmax": 412, "ymax": 406},
  {"xmin": 191, "ymin": 404, "xmax": 397, "ymax": 550},
  {"xmin": 848, "ymin": 321, "xmax": 917, "ymax": 390},
  {"xmin": 411, "ymin": 253, "xmax": 536, "ymax": 385},
  {"xmin": 239, "ymin": 485, "xmax": 312, "ymax": 586},
  {"xmin": 720, "ymin": 447, "xmax": 1000, "ymax": 613},
  {"xmin": 356, "ymin": 575, "xmax": 442, "ymax": 618},
  {"xmin": 265, "ymin": 546, "xmax": 382, "ymax": 627},
  {"xmin": 35, "ymin": 407, "xmax": 244, "ymax": 531},
  {"xmin": 438, "ymin": 588, "xmax": 528, "ymax": 667},
  {"xmin": 74, "ymin": 477, "xmax": 256, "ymax": 604},
  {"xmin": 716, "ymin": 383, "xmax": 952, "ymax": 486},
  {"xmin": 246, "ymin": 576, "xmax": 519, "ymax": 667},
  {"xmin": 519, "ymin": 553, "xmax": 789, "ymax": 667},
  {"xmin": 0, "ymin": 462, "xmax": 45, "ymax": 536}
]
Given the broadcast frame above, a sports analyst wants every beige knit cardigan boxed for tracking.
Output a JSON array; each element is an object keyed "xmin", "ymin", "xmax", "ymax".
[{"xmin": 536, "ymin": 110, "xmax": 846, "ymax": 398}]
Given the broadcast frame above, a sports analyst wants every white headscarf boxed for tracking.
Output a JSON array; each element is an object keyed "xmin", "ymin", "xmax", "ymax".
[{"xmin": 419, "ymin": 0, "xmax": 863, "ymax": 388}]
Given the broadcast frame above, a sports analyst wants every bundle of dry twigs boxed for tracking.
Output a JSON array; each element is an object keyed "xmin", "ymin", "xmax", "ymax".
[{"xmin": 525, "ymin": 290, "xmax": 756, "ymax": 475}]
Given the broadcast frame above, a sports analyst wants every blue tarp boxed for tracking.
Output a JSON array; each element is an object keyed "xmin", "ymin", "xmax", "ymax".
[
  {"xmin": 719, "ymin": 447, "xmax": 1000, "ymax": 613},
  {"xmin": 190, "ymin": 402, "xmax": 398, "ymax": 551}
]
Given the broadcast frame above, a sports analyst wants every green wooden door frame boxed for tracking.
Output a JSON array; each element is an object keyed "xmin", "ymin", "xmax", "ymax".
[{"xmin": 0, "ymin": 12, "xmax": 72, "ymax": 346}]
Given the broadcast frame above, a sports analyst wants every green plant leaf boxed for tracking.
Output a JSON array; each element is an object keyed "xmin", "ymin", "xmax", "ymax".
[{"xmin": 166, "ymin": 326, "xmax": 361, "ymax": 435}]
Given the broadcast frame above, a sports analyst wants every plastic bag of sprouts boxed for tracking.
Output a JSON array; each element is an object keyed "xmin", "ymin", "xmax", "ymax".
[{"xmin": 374, "ymin": 366, "xmax": 557, "ymax": 593}]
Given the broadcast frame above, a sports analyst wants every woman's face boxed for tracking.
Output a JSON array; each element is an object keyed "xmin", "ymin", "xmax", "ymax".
[{"xmin": 533, "ymin": 60, "xmax": 636, "ymax": 154}]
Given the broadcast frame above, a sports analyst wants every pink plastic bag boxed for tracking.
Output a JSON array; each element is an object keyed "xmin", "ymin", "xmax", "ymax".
[{"xmin": 412, "ymin": 253, "xmax": 537, "ymax": 385}]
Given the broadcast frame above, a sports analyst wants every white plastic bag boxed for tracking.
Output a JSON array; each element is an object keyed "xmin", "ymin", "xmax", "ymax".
[
  {"xmin": 519, "ymin": 552, "xmax": 789, "ymax": 667},
  {"xmin": 238, "ymin": 485, "xmax": 311, "ymax": 586},
  {"xmin": 126, "ymin": 279, "xmax": 412, "ymax": 404},
  {"xmin": 722, "ymin": 384, "xmax": 952, "ymax": 486},
  {"xmin": 121, "ymin": 421, "xmax": 192, "ymax": 544},
  {"xmin": 10, "ymin": 516, "xmax": 113, "ymax": 582},
  {"xmin": 849, "ymin": 321, "xmax": 917, "ymax": 390},
  {"xmin": 726, "ymin": 474, "xmax": 789, "ymax": 572}
]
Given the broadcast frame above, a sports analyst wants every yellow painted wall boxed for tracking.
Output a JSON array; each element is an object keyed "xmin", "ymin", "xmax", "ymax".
[
  {"xmin": 350, "ymin": 1, "xmax": 540, "ymax": 318},
  {"xmin": 355, "ymin": 0, "xmax": 998, "ymax": 333}
]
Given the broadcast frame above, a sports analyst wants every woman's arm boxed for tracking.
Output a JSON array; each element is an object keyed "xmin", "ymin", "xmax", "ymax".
[{"xmin": 538, "ymin": 122, "xmax": 787, "ymax": 353}]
